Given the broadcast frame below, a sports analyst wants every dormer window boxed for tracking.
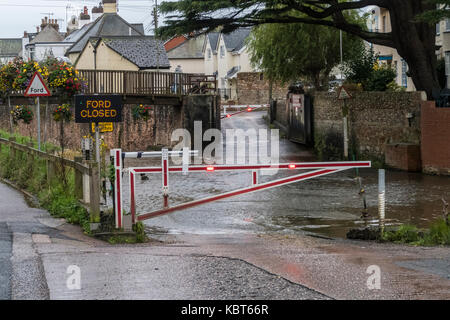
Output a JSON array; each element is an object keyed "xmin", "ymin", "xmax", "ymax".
[
  {"xmin": 220, "ymin": 45, "xmax": 225, "ymax": 58},
  {"xmin": 207, "ymin": 49, "xmax": 212, "ymax": 60}
]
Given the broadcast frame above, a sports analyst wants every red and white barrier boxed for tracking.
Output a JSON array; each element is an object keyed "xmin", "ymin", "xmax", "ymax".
[{"xmin": 111, "ymin": 148, "xmax": 371, "ymax": 227}]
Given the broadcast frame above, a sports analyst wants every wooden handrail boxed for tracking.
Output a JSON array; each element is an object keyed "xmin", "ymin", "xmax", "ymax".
[{"xmin": 0, "ymin": 137, "xmax": 90, "ymax": 175}]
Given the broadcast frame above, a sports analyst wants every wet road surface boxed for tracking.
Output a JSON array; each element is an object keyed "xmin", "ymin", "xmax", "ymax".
[{"xmin": 119, "ymin": 111, "xmax": 450, "ymax": 239}]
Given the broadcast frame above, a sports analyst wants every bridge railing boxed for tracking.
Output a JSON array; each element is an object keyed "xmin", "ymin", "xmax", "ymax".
[{"xmin": 77, "ymin": 70, "xmax": 217, "ymax": 96}]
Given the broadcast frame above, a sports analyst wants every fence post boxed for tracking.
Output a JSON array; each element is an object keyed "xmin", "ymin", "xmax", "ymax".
[
  {"xmin": 74, "ymin": 156, "xmax": 83, "ymax": 201},
  {"xmin": 8, "ymin": 137, "xmax": 16, "ymax": 159},
  {"xmin": 89, "ymin": 161, "xmax": 100, "ymax": 223},
  {"xmin": 46, "ymin": 158, "xmax": 56, "ymax": 184}
]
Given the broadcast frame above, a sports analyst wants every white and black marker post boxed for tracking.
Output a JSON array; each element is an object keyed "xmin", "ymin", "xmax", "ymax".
[{"xmin": 378, "ymin": 169, "xmax": 386, "ymax": 232}]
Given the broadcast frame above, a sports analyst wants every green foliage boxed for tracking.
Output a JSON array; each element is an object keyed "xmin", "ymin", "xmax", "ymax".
[
  {"xmin": 382, "ymin": 225, "xmax": 421, "ymax": 243},
  {"xmin": 344, "ymin": 47, "xmax": 396, "ymax": 91},
  {"xmin": 0, "ymin": 130, "xmax": 90, "ymax": 234},
  {"xmin": 344, "ymin": 46, "xmax": 377, "ymax": 86},
  {"xmin": 366, "ymin": 65, "xmax": 397, "ymax": 91},
  {"xmin": 314, "ymin": 129, "xmax": 344, "ymax": 161},
  {"xmin": 133, "ymin": 221, "xmax": 147, "ymax": 243},
  {"xmin": 382, "ymin": 220, "xmax": 450, "ymax": 246},
  {"xmin": 247, "ymin": 18, "xmax": 364, "ymax": 89},
  {"xmin": 416, "ymin": 1, "xmax": 450, "ymax": 23}
]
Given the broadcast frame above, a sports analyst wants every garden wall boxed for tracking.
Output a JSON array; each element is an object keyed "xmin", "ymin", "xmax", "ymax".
[
  {"xmin": 0, "ymin": 103, "xmax": 182, "ymax": 152},
  {"xmin": 236, "ymin": 72, "xmax": 289, "ymax": 105},
  {"xmin": 312, "ymin": 91, "xmax": 425, "ymax": 163}
]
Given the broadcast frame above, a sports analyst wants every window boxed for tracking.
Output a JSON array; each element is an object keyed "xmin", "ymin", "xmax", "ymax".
[
  {"xmin": 445, "ymin": 52, "xmax": 450, "ymax": 76},
  {"xmin": 207, "ymin": 49, "xmax": 212, "ymax": 60},
  {"xmin": 437, "ymin": 22, "xmax": 441, "ymax": 35},
  {"xmin": 382, "ymin": 16, "xmax": 386, "ymax": 33},
  {"xmin": 446, "ymin": 18, "xmax": 450, "ymax": 31},
  {"xmin": 220, "ymin": 45, "xmax": 225, "ymax": 58},
  {"xmin": 401, "ymin": 59, "xmax": 408, "ymax": 88},
  {"xmin": 221, "ymin": 77, "xmax": 226, "ymax": 87}
]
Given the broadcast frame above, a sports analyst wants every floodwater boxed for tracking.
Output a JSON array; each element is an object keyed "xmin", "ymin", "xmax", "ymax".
[{"xmin": 118, "ymin": 111, "xmax": 450, "ymax": 239}]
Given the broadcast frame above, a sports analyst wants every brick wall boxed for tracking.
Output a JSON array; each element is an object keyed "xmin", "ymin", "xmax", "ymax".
[
  {"xmin": 0, "ymin": 104, "xmax": 183, "ymax": 152},
  {"xmin": 236, "ymin": 72, "xmax": 289, "ymax": 105},
  {"xmin": 421, "ymin": 101, "xmax": 450, "ymax": 175},
  {"xmin": 313, "ymin": 91, "xmax": 425, "ymax": 161}
]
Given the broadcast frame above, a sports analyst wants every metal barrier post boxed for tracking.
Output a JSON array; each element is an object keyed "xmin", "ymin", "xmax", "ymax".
[{"xmin": 111, "ymin": 149, "xmax": 123, "ymax": 229}]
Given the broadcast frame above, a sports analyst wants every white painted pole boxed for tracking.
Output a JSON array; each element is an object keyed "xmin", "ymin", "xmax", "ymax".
[
  {"xmin": 378, "ymin": 169, "xmax": 386, "ymax": 232},
  {"xmin": 37, "ymin": 96, "xmax": 41, "ymax": 151},
  {"xmin": 343, "ymin": 116, "xmax": 348, "ymax": 160}
]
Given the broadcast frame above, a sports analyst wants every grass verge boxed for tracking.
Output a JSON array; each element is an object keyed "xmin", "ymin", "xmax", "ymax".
[
  {"xmin": 382, "ymin": 220, "xmax": 450, "ymax": 246},
  {"xmin": 0, "ymin": 130, "xmax": 91, "ymax": 234}
]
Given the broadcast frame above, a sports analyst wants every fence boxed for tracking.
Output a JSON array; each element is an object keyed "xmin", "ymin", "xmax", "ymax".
[
  {"xmin": 0, "ymin": 137, "xmax": 100, "ymax": 219},
  {"xmin": 77, "ymin": 70, "xmax": 217, "ymax": 96}
]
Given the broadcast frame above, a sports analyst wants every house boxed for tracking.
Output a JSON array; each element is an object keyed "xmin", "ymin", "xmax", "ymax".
[
  {"xmin": 65, "ymin": 0, "xmax": 147, "ymax": 67},
  {"xmin": 203, "ymin": 28, "xmax": 257, "ymax": 100},
  {"xmin": 0, "ymin": 38, "xmax": 22, "ymax": 64},
  {"xmin": 165, "ymin": 35, "xmax": 188, "ymax": 52},
  {"xmin": 166, "ymin": 34, "xmax": 205, "ymax": 73},
  {"xmin": 75, "ymin": 36, "xmax": 169, "ymax": 71},
  {"xmin": 23, "ymin": 21, "xmax": 70, "ymax": 61},
  {"xmin": 369, "ymin": 7, "xmax": 416, "ymax": 91}
]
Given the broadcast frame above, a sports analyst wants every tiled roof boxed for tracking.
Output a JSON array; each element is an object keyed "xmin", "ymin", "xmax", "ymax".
[
  {"xmin": 222, "ymin": 28, "xmax": 251, "ymax": 52},
  {"xmin": 206, "ymin": 33, "xmax": 219, "ymax": 54},
  {"xmin": 167, "ymin": 34, "xmax": 205, "ymax": 59},
  {"xmin": 66, "ymin": 13, "xmax": 144, "ymax": 54},
  {"xmin": 102, "ymin": 36, "xmax": 170, "ymax": 69},
  {"xmin": 30, "ymin": 25, "xmax": 64, "ymax": 44},
  {"xmin": 0, "ymin": 39, "xmax": 22, "ymax": 57}
]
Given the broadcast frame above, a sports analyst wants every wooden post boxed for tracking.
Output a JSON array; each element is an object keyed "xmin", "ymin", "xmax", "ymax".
[
  {"xmin": 89, "ymin": 161, "xmax": 100, "ymax": 223},
  {"xmin": 74, "ymin": 156, "xmax": 83, "ymax": 201},
  {"xmin": 8, "ymin": 137, "xmax": 16, "ymax": 158},
  {"xmin": 46, "ymin": 159, "xmax": 56, "ymax": 184}
]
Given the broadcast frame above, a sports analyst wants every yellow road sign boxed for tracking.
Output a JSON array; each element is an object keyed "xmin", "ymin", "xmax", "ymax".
[{"xmin": 92, "ymin": 122, "xmax": 113, "ymax": 133}]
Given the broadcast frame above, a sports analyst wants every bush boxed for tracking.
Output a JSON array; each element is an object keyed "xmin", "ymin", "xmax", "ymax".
[
  {"xmin": 343, "ymin": 47, "xmax": 397, "ymax": 92},
  {"xmin": 366, "ymin": 65, "xmax": 397, "ymax": 91}
]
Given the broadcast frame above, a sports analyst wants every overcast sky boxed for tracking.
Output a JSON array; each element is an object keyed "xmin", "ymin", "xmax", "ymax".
[{"xmin": 0, "ymin": 0, "xmax": 166, "ymax": 38}]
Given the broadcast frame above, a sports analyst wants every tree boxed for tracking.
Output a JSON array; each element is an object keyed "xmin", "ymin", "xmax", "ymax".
[
  {"xmin": 247, "ymin": 19, "xmax": 364, "ymax": 89},
  {"xmin": 159, "ymin": 0, "xmax": 440, "ymax": 99},
  {"xmin": 417, "ymin": 1, "xmax": 450, "ymax": 23}
]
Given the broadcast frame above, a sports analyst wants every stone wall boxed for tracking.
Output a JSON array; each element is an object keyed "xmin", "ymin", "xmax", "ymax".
[
  {"xmin": 421, "ymin": 101, "xmax": 450, "ymax": 175},
  {"xmin": 312, "ymin": 91, "xmax": 426, "ymax": 161},
  {"xmin": 236, "ymin": 72, "xmax": 289, "ymax": 105},
  {"xmin": 0, "ymin": 96, "xmax": 219, "ymax": 152}
]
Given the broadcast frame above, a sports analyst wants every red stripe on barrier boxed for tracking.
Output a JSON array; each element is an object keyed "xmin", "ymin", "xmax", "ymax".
[
  {"xmin": 163, "ymin": 159, "xmax": 168, "ymax": 186},
  {"xmin": 137, "ymin": 169, "xmax": 336, "ymax": 221},
  {"xmin": 131, "ymin": 162, "xmax": 371, "ymax": 174},
  {"xmin": 116, "ymin": 150, "xmax": 120, "ymax": 167}
]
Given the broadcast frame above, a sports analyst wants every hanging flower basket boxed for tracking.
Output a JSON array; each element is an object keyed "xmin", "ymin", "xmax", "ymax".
[
  {"xmin": 52, "ymin": 104, "xmax": 72, "ymax": 122},
  {"xmin": 11, "ymin": 105, "xmax": 33, "ymax": 125},
  {"xmin": 132, "ymin": 104, "xmax": 152, "ymax": 121}
]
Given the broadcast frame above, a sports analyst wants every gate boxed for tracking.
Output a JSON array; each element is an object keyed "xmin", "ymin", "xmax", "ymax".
[
  {"xmin": 110, "ymin": 148, "xmax": 371, "ymax": 229},
  {"xmin": 288, "ymin": 93, "xmax": 313, "ymax": 146}
]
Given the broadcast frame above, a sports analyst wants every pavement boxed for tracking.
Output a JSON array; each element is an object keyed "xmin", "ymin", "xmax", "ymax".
[{"xmin": 0, "ymin": 180, "xmax": 449, "ymax": 300}]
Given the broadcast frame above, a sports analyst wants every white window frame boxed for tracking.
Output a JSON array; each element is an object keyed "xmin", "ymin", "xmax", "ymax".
[
  {"xmin": 401, "ymin": 59, "xmax": 408, "ymax": 88},
  {"xmin": 445, "ymin": 51, "xmax": 450, "ymax": 76}
]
